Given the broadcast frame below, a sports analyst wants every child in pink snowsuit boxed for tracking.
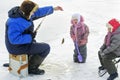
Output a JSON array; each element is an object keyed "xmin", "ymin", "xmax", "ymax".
[{"xmin": 70, "ymin": 13, "xmax": 89, "ymax": 63}]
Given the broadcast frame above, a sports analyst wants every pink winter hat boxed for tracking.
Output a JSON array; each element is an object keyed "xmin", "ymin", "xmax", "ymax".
[
  {"xmin": 71, "ymin": 13, "xmax": 84, "ymax": 25},
  {"xmin": 71, "ymin": 13, "xmax": 80, "ymax": 22},
  {"xmin": 108, "ymin": 18, "xmax": 120, "ymax": 32}
]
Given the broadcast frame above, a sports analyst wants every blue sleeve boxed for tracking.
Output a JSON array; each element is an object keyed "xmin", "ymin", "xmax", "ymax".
[
  {"xmin": 8, "ymin": 22, "xmax": 32, "ymax": 44},
  {"xmin": 31, "ymin": 6, "xmax": 54, "ymax": 20}
]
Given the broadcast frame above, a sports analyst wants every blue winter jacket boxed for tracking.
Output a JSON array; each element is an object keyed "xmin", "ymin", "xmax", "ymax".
[{"xmin": 5, "ymin": 6, "xmax": 53, "ymax": 54}]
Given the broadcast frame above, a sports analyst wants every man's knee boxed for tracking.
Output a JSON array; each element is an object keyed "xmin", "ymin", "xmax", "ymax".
[{"xmin": 40, "ymin": 44, "xmax": 50, "ymax": 57}]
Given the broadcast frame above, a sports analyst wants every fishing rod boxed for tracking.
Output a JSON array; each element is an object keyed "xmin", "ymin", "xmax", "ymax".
[
  {"xmin": 34, "ymin": 6, "xmax": 63, "ymax": 33},
  {"xmin": 34, "ymin": 9, "xmax": 51, "ymax": 33}
]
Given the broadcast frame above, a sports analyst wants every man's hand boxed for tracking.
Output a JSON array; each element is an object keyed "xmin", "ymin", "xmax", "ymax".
[
  {"xmin": 31, "ymin": 31, "xmax": 37, "ymax": 39},
  {"xmin": 54, "ymin": 6, "xmax": 63, "ymax": 11}
]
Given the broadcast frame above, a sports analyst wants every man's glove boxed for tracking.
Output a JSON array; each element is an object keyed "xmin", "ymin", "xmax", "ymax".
[{"xmin": 31, "ymin": 31, "xmax": 37, "ymax": 39}]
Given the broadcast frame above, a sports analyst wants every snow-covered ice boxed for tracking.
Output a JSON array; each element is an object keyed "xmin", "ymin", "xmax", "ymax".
[{"xmin": 1, "ymin": 0, "xmax": 120, "ymax": 80}]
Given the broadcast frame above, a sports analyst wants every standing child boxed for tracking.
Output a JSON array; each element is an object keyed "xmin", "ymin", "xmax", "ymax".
[{"xmin": 70, "ymin": 13, "xmax": 89, "ymax": 63}]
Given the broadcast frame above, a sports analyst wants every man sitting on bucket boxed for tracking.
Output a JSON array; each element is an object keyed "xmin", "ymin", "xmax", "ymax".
[{"xmin": 5, "ymin": 0, "xmax": 63, "ymax": 75}]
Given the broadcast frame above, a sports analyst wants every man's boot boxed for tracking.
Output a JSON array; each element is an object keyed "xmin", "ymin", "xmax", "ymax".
[
  {"xmin": 28, "ymin": 55, "xmax": 45, "ymax": 75},
  {"xmin": 3, "ymin": 63, "xmax": 9, "ymax": 67},
  {"xmin": 28, "ymin": 64, "xmax": 45, "ymax": 75}
]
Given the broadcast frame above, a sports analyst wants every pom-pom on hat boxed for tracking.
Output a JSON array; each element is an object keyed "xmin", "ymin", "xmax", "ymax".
[{"xmin": 108, "ymin": 18, "xmax": 120, "ymax": 32}]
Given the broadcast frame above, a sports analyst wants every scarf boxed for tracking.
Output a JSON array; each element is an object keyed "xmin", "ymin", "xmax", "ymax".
[
  {"xmin": 104, "ymin": 32, "xmax": 112, "ymax": 47},
  {"xmin": 105, "ymin": 31, "xmax": 120, "ymax": 46},
  {"xmin": 73, "ymin": 22, "xmax": 85, "ymax": 42}
]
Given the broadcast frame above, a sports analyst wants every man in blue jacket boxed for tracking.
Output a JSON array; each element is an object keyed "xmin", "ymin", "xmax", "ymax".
[{"xmin": 5, "ymin": 0, "xmax": 63, "ymax": 75}]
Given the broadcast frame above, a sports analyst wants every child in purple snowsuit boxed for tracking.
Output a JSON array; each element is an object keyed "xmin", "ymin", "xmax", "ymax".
[{"xmin": 70, "ymin": 13, "xmax": 89, "ymax": 63}]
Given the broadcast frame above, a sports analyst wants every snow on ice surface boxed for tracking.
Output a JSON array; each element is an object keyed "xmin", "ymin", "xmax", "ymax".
[{"xmin": 1, "ymin": 0, "xmax": 120, "ymax": 80}]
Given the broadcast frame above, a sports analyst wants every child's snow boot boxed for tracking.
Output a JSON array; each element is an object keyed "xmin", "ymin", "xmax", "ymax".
[
  {"xmin": 107, "ymin": 72, "xmax": 118, "ymax": 80},
  {"xmin": 98, "ymin": 66, "xmax": 107, "ymax": 77},
  {"xmin": 73, "ymin": 54, "xmax": 79, "ymax": 63},
  {"xmin": 99, "ymin": 66, "xmax": 105, "ymax": 70}
]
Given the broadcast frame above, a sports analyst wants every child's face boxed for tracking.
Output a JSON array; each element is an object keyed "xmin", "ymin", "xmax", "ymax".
[
  {"xmin": 72, "ymin": 19, "xmax": 78, "ymax": 25},
  {"xmin": 106, "ymin": 23, "xmax": 113, "ymax": 32},
  {"xmin": 107, "ymin": 27, "xmax": 112, "ymax": 32}
]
